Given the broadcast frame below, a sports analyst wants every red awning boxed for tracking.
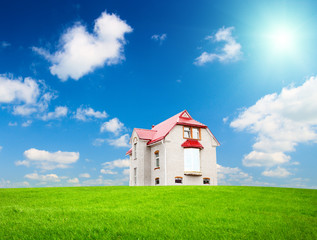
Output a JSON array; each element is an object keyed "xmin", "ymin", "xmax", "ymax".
[{"xmin": 181, "ymin": 139, "xmax": 204, "ymax": 149}]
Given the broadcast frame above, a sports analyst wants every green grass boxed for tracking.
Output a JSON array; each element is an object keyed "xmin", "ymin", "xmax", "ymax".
[{"xmin": 0, "ymin": 186, "xmax": 316, "ymax": 239}]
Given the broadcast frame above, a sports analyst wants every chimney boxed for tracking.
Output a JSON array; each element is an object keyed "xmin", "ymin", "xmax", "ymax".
[{"xmin": 152, "ymin": 125, "xmax": 155, "ymax": 129}]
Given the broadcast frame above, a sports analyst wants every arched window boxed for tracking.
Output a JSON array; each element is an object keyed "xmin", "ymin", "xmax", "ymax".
[
  {"xmin": 154, "ymin": 150, "xmax": 159, "ymax": 168},
  {"xmin": 155, "ymin": 177, "xmax": 160, "ymax": 185},
  {"xmin": 175, "ymin": 176, "xmax": 183, "ymax": 184}
]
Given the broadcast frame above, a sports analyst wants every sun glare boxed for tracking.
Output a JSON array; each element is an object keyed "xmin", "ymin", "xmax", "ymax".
[{"xmin": 268, "ymin": 27, "xmax": 295, "ymax": 52}]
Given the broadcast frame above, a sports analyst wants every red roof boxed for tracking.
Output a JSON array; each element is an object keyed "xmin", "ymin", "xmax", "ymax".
[
  {"xmin": 181, "ymin": 139, "xmax": 204, "ymax": 149},
  {"xmin": 126, "ymin": 148, "xmax": 132, "ymax": 155},
  {"xmin": 134, "ymin": 129, "xmax": 157, "ymax": 140},
  {"xmin": 132, "ymin": 110, "xmax": 219, "ymax": 146}
]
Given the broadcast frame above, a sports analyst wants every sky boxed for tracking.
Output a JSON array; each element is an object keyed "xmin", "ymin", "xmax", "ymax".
[{"xmin": 0, "ymin": 0, "xmax": 317, "ymax": 188}]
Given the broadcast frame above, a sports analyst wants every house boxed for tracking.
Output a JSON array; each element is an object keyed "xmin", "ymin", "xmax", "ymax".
[{"xmin": 126, "ymin": 110, "xmax": 220, "ymax": 186}]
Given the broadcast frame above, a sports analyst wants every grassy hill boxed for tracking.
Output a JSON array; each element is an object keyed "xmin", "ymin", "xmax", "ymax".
[{"xmin": 0, "ymin": 186, "xmax": 316, "ymax": 239}]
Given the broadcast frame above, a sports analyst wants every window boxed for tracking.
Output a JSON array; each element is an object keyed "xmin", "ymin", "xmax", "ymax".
[
  {"xmin": 184, "ymin": 148, "xmax": 200, "ymax": 172},
  {"xmin": 155, "ymin": 177, "xmax": 160, "ymax": 185},
  {"xmin": 184, "ymin": 127, "xmax": 191, "ymax": 138},
  {"xmin": 192, "ymin": 128, "xmax": 199, "ymax": 139},
  {"xmin": 134, "ymin": 168, "xmax": 137, "ymax": 185},
  {"xmin": 133, "ymin": 143, "xmax": 137, "ymax": 159},
  {"xmin": 175, "ymin": 177, "xmax": 183, "ymax": 184},
  {"xmin": 203, "ymin": 178, "xmax": 210, "ymax": 184},
  {"xmin": 155, "ymin": 151, "xmax": 160, "ymax": 167},
  {"xmin": 183, "ymin": 127, "xmax": 201, "ymax": 140}
]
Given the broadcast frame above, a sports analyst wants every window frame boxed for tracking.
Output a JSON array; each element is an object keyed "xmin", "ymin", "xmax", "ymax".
[
  {"xmin": 175, "ymin": 176, "xmax": 183, "ymax": 184},
  {"xmin": 203, "ymin": 178, "xmax": 210, "ymax": 185},
  {"xmin": 133, "ymin": 137, "xmax": 138, "ymax": 160},
  {"xmin": 184, "ymin": 148, "xmax": 201, "ymax": 172},
  {"xmin": 155, "ymin": 177, "xmax": 160, "ymax": 185},
  {"xmin": 183, "ymin": 126, "xmax": 201, "ymax": 140},
  {"xmin": 133, "ymin": 143, "xmax": 137, "ymax": 160},
  {"xmin": 154, "ymin": 150, "xmax": 160, "ymax": 168}
]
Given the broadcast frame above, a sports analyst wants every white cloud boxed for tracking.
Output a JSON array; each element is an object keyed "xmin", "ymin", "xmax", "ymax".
[
  {"xmin": 217, "ymin": 164, "xmax": 254, "ymax": 185},
  {"xmin": 243, "ymin": 151, "xmax": 290, "ymax": 167},
  {"xmin": 281, "ymin": 178, "xmax": 313, "ymax": 189},
  {"xmin": 0, "ymin": 178, "xmax": 29, "ymax": 188},
  {"xmin": 25, "ymin": 173, "xmax": 61, "ymax": 182},
  {"xmin": 107, "ymin": 134, "xmax": 130, "ymax": 147},
  {"xmin": 102, "ymin": 158, "xmax": 130, "ymax": 169},
  {"xmin": 13, "ymin": 105, "xmax": 37, "ymax": 116},
  {"xmin": 22, "ymin": 120, "xmax": 32, "ymax": 127},
  {"xmin": 151, "ymin": 33, "xmax": 167, "ymax": 44},
  {"xmin": 0, "ymin": 75, "xmax": 40, "ymax": 104},
  {"xmin": 123, "ymin": 168, "xmax": 130, "ymax": 175},
  {"xmin": 100, "ymin": 158, "xmax": 129, "ymax": 175},
  {"xmin": 41, "ymin": 106, "xmax": 68, "ymax": 120},
  {"xmin": 79, "ymin": 173, "xmax": 90, "ymax": 178},
  {"xmin": 1, "ymin": 41, "xmax": 11, "ymax": 48},
  {"xmin": 0, "ymin": 146, "xmax": 2, "ymax": 151},
  {"xmin": 93, "ymin": 138, "xmax": 106, "ymax": 146},
  {"xmin": 262, "ymin": 167, "xmax": 291, "ymax": 178},
  {"xmin": 67, "ymin": 177, "xmax": 79, "ymax": 183},
  {"xmin": 100, "ymin": 169, "xmax": 117, "ymax": 175},
  {"xmin": 75, "ymin": 106, "xmax": 107, "ymax": 121},
  {"xmin": 82, "ymin": 176, "xmax": 127, "ymax": 186},
  {"xmin": 33, "ymin": 10, "xmax": 133, "ymax": 81},
  {"xmin": 230, "ymin": 76, "xmax": 317, "ymax": 170},
  {"xmin": 100, "ymin": 118, "xmax": 124, "ymax": 135},
  {"xmin": 8, "ymin": 122, "xmax": 17, "ymax": 126},
  {"xmin": 195, "ymin": 27, "xmax": 242, "ymax": 65},
  {"xmin": 0, "ymin": 74, "xmax": 57, "ymax": 117},
  {"xmin": 21, "ymin": 148, "xmax": 79, "ymax": 170},
  {"xmin": 15, "ymin": 160, "xmax": 30, "ymax": 167},
  {"xmin": 223, "ymin": 117, "xmax": 229, "ymax": 123}
]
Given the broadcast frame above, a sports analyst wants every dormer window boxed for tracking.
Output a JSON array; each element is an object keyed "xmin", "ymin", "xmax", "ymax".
[
  {"xmin": 192, "ymin": 128, "xmax": 199, "ymax": 139},
  {"xmin": 184, "ymin": 127, "xmax": 191, "ymax": 138},
  {"xmin": 183, "ymin": 126, "xmax": 201, "ymax": 140}
]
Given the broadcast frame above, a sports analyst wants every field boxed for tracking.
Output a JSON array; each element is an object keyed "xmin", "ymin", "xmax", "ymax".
[{"xmin": 0, "ymin": 186, "xmax": 316, "ymax": 239}]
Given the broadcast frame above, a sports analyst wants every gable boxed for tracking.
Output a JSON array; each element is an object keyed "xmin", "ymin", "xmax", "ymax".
[{"xmin": 179, "ymin": 110, "xmax": 192, "ymax": 119}]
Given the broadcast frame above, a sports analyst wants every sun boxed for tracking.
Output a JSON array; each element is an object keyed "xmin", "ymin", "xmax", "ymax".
[{"xmin": 268, "ymin": 27, "xmax": 295, "ymax": 52}]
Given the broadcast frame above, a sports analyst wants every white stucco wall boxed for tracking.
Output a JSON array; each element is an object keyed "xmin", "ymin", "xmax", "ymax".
[
  {"xmin": 164, "ymin": 125, "xmax": 218, "ymax": 185},
  {"xmin": 150, "ymin": 142, "xmax": 165, "ymax": 186},
  {"xmin": 129, "ymin": 125, "xmax": 218, "ymax": 186},
  {"xmin": 129, "ymin": 131, "xmax": 151, "ymax": 186}
]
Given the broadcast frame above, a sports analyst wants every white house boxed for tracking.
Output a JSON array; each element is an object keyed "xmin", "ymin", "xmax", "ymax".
[{"xmin": 126, "ymin": 110, "xmax": 220, "ymax": 186}]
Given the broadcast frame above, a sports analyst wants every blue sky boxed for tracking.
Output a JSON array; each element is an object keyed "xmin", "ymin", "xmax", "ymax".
[{"xmin": 1, "ymin": 0, "xmax": 316, "ymax": 188}]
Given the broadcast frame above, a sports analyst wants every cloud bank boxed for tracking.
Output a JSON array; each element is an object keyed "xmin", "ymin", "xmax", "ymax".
[
  {"xmin": 18, "ymin": 148, "xmax": 80, "ymax": 170},
  {"xmin": 230, "ymin": 76, "xmax": 317, "ymax": 177}
]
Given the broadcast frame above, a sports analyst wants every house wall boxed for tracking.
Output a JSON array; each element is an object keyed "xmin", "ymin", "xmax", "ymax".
[
  {"xmin": 149, "ymin": 142, "xmax": 165, "ymax": 186},
  {"xmin": 129, "ymin": 125, "xmax": 218, "ymax": 186},
  {"xmin": 129, "ymin": 131, "xmax": 151, "ymax": 186},
  {"xmin": 164, "ymin": 125, "xmax": 218, "ymax": 185}
]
